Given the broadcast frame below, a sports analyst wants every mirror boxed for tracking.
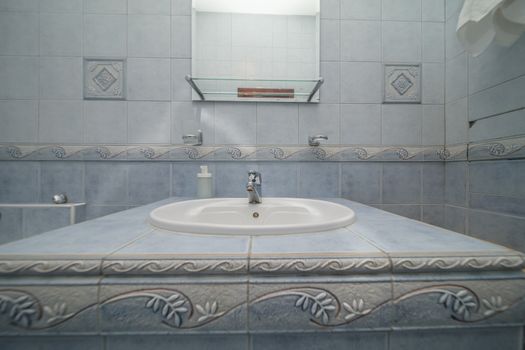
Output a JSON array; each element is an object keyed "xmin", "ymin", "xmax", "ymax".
[{"xmin": 189, "ymin": 0, "xmax": 322, "ymax": 103}]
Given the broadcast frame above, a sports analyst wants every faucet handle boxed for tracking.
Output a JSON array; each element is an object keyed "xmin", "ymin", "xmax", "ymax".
[
  {"xmin": 308, "ymin": 135, "xmax": 328, "ymax": 146},
  {"xmin": 248, "ymin": 170, "xmax": 261, "ymax": 183}
]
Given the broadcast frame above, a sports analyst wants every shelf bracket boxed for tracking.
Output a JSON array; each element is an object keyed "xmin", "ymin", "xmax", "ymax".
[
  {"xmin": 185, "ymin": 75, "xmax": 206, "ymax": 101},
  {"xmin": 307, "ymin": 77, "xmax": 324, "ymax": 102}
]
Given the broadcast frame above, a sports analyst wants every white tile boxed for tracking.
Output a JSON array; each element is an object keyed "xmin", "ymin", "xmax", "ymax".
[
  {"xmin": 171, "ymin": 102, "xmax": 215, "ymax": 144},
  {"xmin": 0, "ymin": 12, "xmax": 39, "ymax": 55},
  {"xmin": 446, "ymin": 0, "xmax": 463, "ymax": 20},
  {"xmin": 128, "ymin": 15, "xmax": 171, "ymax": 58},
  {"xmin": 256, "ymin": 104, "xmax": 299, "ymax": 145},
  {"xmin": 383, "ymin": 21, "xmax": 422, "ymax": 62},
  {"xmin": 0, "ymin": 56, "xmax": 39, "ymax": 99},
  {"xmin": 39, "ymin": 0, "xmax": 82, "ymax": 12},
  {"xmin": 128, "ymin": 0, "xmax": 170, "ymax": 15},
  {"xmin": 341, "ymin": 0, "xmax": 381, "ymax": 20},
  {"xmin": 341, "ymin": 62, "xmax": 382, "ymax": 103},
  {"xmin": 172, "ymin": 0, "xmax": 191, "ymax": 15},
  {"xmin": 84, "ymin": 59, "xmax": 126, "ymax": 100},
  {"xmin": 382, "ymin": 105, "xmax": 422, "ymax": 145},
  {"xmin": 422, "ymin": 63, "xmax": 444, "ymax": 104},
  {"xmin": 171, "ymin": 58, "xmax": 192, "ymax": 101},
  {"xmin": 341, "ymin": 20, "xmax": 381, "ymax": 61},
  {"xmin": 341, "ymin": 104, "xmax": 381, "ymax": 144},
  {"xmin": 0, "ymin": 0, "xmax": 38, "ymax": 11},
  {"xmin": 320, "ymin": 0, "xmax": 340, "ymax": 19},
  {"xmin": 422, "ymin": 0, "xmax": 445, "ymax": 21},
  {"xmin": 469, "ymin": 75, "xmax": 525, "ymax": 122},
  {"xmin": 422, "ymin": 105, "xmax": 444, "ymax": 145},
  {"xmin": 445, "ymin": 97, "xmax": 468, "ymax": 144},
  {"xmin": 84, "ymin": 14, "xmax": 127, "ymax": 56},
  {"xmin": 320, "ymin": 61, "xmax": 340, "ymax": 104},
  {"xmin": 468, "ymin": 34, "xmax": 525, "ymax": 94},
  {"xmin": 0, "ymin": 100, "xmax": 38, "ymax": 142},
  {"xmin": 171, "ymin": 16, "xmax": 192, "ymax": 58},
  {"xmin": 214, "ymin": 103, "xmax": 256, "ymax": 144},
  {"xmin": 127, "ymin": 58, "xmax": 171, "ymax": 101},
  {"xmin": 39, "ymin": 13, "xmax": 82, "ymax": 56},
  {"xmin": 445, "ymin": 11, "xmax": 465, "ymax": 59},
  {"xmin": 38, "ymin": 100, "xmax": 83, "ymax": 143},
  {"xmin": 84, "ymin": 101, "xmax": 127, "ymax": 143},
  {"xmin": 382, "ymin": 0, "xmax": 422, "ymax": 21},
  {"xmin": 83, "ymin": 0, "xmax": 127, "ymax": 14},
  {"xmin": 298, "ymin": 104, "xmax": 340, "ymax": 144},
  {"xmin": 384, "ymin": 64, "xmax": 421, "ymax": 103},
  {"xmin": 320, "ymin": 19, "xmax": 340, "ymax": 61},
  {"xmin": 39, "ymin": 57, "xmax": 82, "ymax": 100},
  {"xmin": 128, "ymin": 102, "xmax": 171, "ymax": 143},
  {"xmin": 445, "ymin": 52, "xmax": 467, "ymax": 102},
  {"xmin": 422, "ymin": 22, "xmax": 444, "ymax": 62},
  {"xmin": 469, "ymin": 109, "xmax": 525, "ymax": 142}
]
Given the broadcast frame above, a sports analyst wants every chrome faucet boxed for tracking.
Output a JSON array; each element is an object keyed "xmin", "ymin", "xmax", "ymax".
[
  {"xmin": 246, "ymin": 171, "xmax": 262, "ymax": 204},
  {"xmin": 308, "ymin": 135, "xmax": 328, "ymax": 146}
]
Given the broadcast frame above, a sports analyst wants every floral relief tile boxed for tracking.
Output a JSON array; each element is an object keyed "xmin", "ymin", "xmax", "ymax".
[
  {"xmin": 84, "ymin": 58, "xmax": 126, "ymax": 100},
  {"xmin": 384, "ymin": 64, "xmax": 421, "ymax": 103}
]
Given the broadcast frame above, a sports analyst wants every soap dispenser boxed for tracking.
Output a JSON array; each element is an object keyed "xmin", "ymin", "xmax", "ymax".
[{"xmin": 197, "ymin": 165, "xmax": 213, "ymax": 198}]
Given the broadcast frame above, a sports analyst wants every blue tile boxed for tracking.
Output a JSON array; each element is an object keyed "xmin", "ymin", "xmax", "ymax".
[
  {"xmin": 469, "ymin": 160, "xmax": 525, "ymax": 198},
  {"xmin": 85, "ymin": 205, "xmax": 129, "ymax": 220},
  {"xmin": 107, "ymin": 335, "xmax": 248, "ymax": 350},
  {"xmin": 85, "ymin": 162, "xmax": 128, "ymax": 204},
  {"xmin": 381, "ymin": 204, "xmax": 421, "ymax": 220},
  {"xmin": 252, "ymin": 332, "xmax": 387, "ymax": 350},
  {"xmin": 257, "ymin": 163, "xmax": 298, "ymax": 197},
  {"xmin": 22, "ymin": 207, "xmax": 71, "ymax": 237},
  {"xmin": 0, "ymin": 207, "xmax": 23, "ymax": 244},
  {"xmin": 444, "ymin": 205, "xmax": 466, "ymax": 233},
  {"xmin": 445, "ymin": 162, "xmax": 467, "ymax": 205},
  {"xmin": 382, "ymin": 163, "xmax": 421, "ymax": 204},
  {"xmin": 298, "ymin": 163, "xmax": 339, "ymax": 198},
  {"xmin": 0, "ymin": 336, "xmax": 103, "ymax": 350},
  {"xmin": 0, "ymin": 162, "xmax": 39, "ymax": 203},
  {"xmin": 470, "ymin": 193, "xmax": 525, "ymax": 217},
  {"xmin": 214, "ymin": 162, "xmax": 259, "ymax": 197},
  {"xmin": 422, "ymin": 205, "xmax": 445, "ymax": 228},
  {"xmin": 40, "ymin": 162, "xmax": 85, "ymax": 203},
  {"xmin": 128, "ymin": 163, "xmax": 170, "ymax": 205},
  {"xmin": 341, "ymin": 163, "xmax": 381, "ymax": 204},
  {"xmin": 172, "ymin": 162, "xmax": 215, "ymax": 197},
  {"xmin": 469, "ymin": 209, "xmax": 525, "ymax": 252},
  {"xmin": 422, "ymin": 163, "xmax": 444, "ymax": 204},
  {"xmin": 390, "ymin": 327, "xmax": 522, "ymax": 350}
]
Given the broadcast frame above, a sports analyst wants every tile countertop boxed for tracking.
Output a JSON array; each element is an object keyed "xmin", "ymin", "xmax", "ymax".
[{"xmin": 0, "ymin": 198, "xmax": 523, "ymax": 277}]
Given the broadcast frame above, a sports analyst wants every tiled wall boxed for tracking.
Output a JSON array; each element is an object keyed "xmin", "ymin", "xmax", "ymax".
[
  {"xmin": 444, "ymin": 0, "xmax": 525, "ymax": 252},
  {"xmin": 0, "ymin": 160, "xmax": 444, "ymax": 225},
  {"xmin": 0, "ymin": 0, "xmax": 445, "ymax": 147},
  {"xmin": 0, "ymin": 0, "xmax": 447, "ymax": 229}
]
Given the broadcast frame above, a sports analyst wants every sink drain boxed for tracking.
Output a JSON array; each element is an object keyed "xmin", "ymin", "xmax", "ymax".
[{"xmin": 252, "ymin": 212, "xmax": 259, "ymax": 218}]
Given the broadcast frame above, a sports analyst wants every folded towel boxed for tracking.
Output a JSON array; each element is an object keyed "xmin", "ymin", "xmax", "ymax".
[{"xmin": 457, "ymin": 0, "xmax": 525, "ymax": 56}]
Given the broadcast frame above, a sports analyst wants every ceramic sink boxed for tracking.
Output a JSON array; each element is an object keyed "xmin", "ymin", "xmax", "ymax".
[{"xmin": 148, "ymin": 198, "xmax": 356, "ymax": 235}]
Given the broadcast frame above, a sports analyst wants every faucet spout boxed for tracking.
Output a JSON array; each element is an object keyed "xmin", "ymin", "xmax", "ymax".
[{"xmin": 246, "ymin": 171, "xmax": 262, "ymax": 204}]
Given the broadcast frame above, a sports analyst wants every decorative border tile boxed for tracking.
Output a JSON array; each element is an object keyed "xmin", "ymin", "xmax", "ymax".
[
  {"xmin": 0, "ymin": 254, "xmax": 522, "ymax": 277},
  {"xmin": 384, "ymin": 64, "xmax": 421, "ymax": 103},
  {"xmin": 0, "ymin": 144, "xmax": 446, "ymax": 162},
  {"xmin": 1, "ymin": 136, "xmax": 524, "ymax": 162},
  {"xmin": 84, "ymin": 58, "xmax": 126, "ymax": 100},
  {"xmin": 1, "ymin": 278, "xmax": 524, "ymax": 333}
]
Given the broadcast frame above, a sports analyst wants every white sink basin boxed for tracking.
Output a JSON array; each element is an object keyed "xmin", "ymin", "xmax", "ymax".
[{"xmin": 149, "ymin": 198, "xmax": 356, "ymax": 235}]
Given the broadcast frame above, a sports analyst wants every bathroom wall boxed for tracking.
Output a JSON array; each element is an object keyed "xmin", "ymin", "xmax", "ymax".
[
  {"xmin": 444, "ymin": 0, "xmax": 525, "ymax": 252},
  {"xmin": 0, "ymin": 1, "xmax": 446, "ymax": 224}
]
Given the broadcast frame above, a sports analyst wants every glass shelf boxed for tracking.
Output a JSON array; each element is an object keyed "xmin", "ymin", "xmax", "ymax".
[{"xmin": 185, "ymin": 75, "xmax": 324, "ymax": 103}]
